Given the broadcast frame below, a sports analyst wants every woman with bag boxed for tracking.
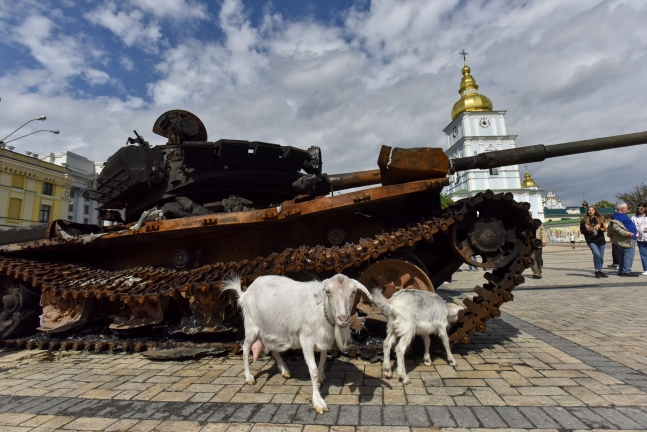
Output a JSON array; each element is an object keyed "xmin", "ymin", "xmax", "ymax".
[
  {"xmin": 580, "ymin": 206, "xmax": 608, "ymax": 278},
  {"xmin": 631, "ymin": 202, "xmax": 647, "ymax": 275}
]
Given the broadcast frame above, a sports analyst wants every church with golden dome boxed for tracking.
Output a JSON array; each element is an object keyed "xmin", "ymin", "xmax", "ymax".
[{"xmin": 443, "ymin": 52, "xmax": 545, "ymax": 221}]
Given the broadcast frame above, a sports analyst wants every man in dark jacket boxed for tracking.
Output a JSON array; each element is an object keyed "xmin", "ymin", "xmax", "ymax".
[{"xmin": 612, "ymin": 202, "xmax": 638, "ymax": 276}]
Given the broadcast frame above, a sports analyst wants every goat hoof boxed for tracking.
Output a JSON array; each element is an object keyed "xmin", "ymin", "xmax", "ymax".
[
  {"xmin": 402, "ymin": 378, "xmax": 410, "ymax": 385},
  {"xmin": 423, "ymin": 360, "xmax": 432, "ymax": 367},
  {"xmin": 317, "ymin": 377, "xmax": 325, "ymax": 384},
  {"xmin": 315, "ymin": 407, "xmax": 324, "ymax": 415},
  {"xmin": 246, "ymin": 379, "xmax": 256, "ymax": 385},
  {"xmin": 384, "ymin": 372, "xmax": 392, "ymax": 379},
  {"xmin": 449, "ymin": 360, "xmax": 457, "ymax": 367},
  {"xmin": 282, "ymin": 373, "xmax": 291, "ymax": 379}
]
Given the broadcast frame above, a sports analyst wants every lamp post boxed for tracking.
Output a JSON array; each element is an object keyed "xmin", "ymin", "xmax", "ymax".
[
  {"xmin": 1, "ymin": 130, "xmax": 60, "ymax": 146},
  {"xmin": 0, "ymin": 116, "xmax": 47, "ymax": 143}
]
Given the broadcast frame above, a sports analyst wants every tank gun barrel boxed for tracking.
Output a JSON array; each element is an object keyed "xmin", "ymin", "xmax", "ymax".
[
  {"xmin": 450, "ymin": 131, "xmax": 647, "ymax": 173},
  {"xmin": 326, "ymin": 131, "xmax": 647, "ymax": 191}
]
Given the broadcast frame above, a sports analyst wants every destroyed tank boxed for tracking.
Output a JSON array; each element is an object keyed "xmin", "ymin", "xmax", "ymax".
[{"xmin": 1, "ymin": 109, "xmax": 646, "ymax": 355}]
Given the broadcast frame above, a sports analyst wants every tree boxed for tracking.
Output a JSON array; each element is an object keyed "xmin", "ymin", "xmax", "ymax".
[
  {"xmin": 440, "ymin": 194, "xmax": 454, "ymax": 209},
  {"xmin": 593, "ymin": 200, "xmax": 615, "ymax": 208},
  {"xmin": 616, "ymin": 183, "xmax": 647, "ymax": 211}
]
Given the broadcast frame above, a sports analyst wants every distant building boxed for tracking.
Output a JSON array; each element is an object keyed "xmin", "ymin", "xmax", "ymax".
[
  {"xmin": 0, "ymin": 147, "xmax": 73, "ymax": 228},
  {"xmin": 39, "ymin": 152, "xmax": 103, "ymax": 225},
  {"xmin": 442, "ymin": 59, "xmax": 544, "ymax": 221},
  {"xmin": 543, "ymin": 190, "xmax": 565, "ymax": 210}
]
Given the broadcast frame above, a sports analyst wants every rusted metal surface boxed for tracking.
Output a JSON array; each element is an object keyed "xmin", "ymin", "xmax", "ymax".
[
  {"xmin": 324, "ymin": 169, "xmax": 381, "ymax": 190},
  {"xmin": 0, "ymin": 178, "xmax": 448, "ymax": 254},
  {"xmin": 378, "ymin": 146, "xmax": 449, "ymax": 185},
  {"xmin": 1, "ymin": 190, "xmax": 538, "ymax": 351}
]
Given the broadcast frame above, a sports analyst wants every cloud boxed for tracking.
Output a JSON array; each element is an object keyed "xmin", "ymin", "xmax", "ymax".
[
  {"xmin": 1, "ymin": 0, "xmax": 647, "ymax": 208},
  {"xmin": 85, "ymin": 2, "xmax": 162, "ymax": 51}
]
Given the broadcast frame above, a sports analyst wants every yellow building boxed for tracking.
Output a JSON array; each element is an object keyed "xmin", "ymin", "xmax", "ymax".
[{"xmin": 0, "ymin": 148, "xmax": 74, "ymax": 228}]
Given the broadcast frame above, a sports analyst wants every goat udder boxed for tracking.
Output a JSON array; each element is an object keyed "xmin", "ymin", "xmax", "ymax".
[{"xmin": 251, "ymin": 339, "xmax": 264, "ymax": 363}]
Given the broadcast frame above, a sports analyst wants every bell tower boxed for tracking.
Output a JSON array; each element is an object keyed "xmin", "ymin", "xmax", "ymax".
[{"xmin": 443, "ymin": 51, "xmax": 544, "ymax": 221}]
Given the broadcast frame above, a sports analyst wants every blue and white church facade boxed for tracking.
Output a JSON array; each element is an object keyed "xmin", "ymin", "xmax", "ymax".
[{"xmin": 441, "ymin": 61, "xmax": 544, "ymax": 221}]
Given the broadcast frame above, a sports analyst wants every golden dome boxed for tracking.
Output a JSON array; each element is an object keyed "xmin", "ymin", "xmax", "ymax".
[
  {"xmin": 522, "ymin": 172, "xmax": 538, "ymax": 188},
  {"xmin": 451, "ymin": 64, "xmax": 493, "ymax": 120}
]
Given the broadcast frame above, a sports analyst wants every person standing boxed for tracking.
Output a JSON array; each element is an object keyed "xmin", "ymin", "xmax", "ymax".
[
  {"xmin": 610, "ymin": 201, "xmax": 638, "ymax": 276},
  {"xmin": 605, "ymin": 214, "xmax": 621, "ymax": 270},
  {"xmin": 570, "ymin": 234, "xmax": 576, "ymax": 249},
  {"xmin": 532, "ymin": 223, "xmax": 547, "ymax": 279},
  {"xmin": 580, "ymin": 206, "xmax": 608, "ymax": 278},
  {"xmin": 631, "ymin": 202, "xmax": 647, "ymax": 276}
]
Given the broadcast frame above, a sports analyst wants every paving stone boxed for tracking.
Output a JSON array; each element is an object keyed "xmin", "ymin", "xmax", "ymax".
[
  {"xmin": 471, "ymin": 406, "xmax": 506, "ymax": 428},
  {"xmin": 207, "ymin": 403, "xmax": 239, "ymax": 422},
  {"xmin": 248, "ymin": 404, "xmax": 279, "ymax": 423},
  {"xmin": 448, "ymin": 406, "xmax": 478, "ymax": 428},
  {"xmin": 594, "ymin": 407, "xmax": 643, "ymax": 429},
  {"xmin": 360, "ymin": 406, "xmax": 381, "ymax": 425},
  {"xmin": 403, "ymin": 405, "xmax": 429, "ymax": 427},
  {"xmin": 304, "ymin": 404, "xmax": 335, "ymax": 425},
  {"xmin": 270, "ymin": 404, "xmax": 298, "ymax": 423},
  {"xmin": 383, "ymin": 406, "xmax": 405, "ymax": 426},
  {"xmin": 228, "ymin": 404, "xmax": 258, "ymax": 423},
  {"xmin": 494, "ymin": 406, "xmax": 533, "ymax": 428},
  {"xmin": 517, "ymin": 406, "xmax": 560, "ymax": 429},
  {"xmin": 426, "ymin": 406, "xmax": 456, "ymax": 428},
  {"xmin": 292, "ymin": 403, "xmax": 317, "ymax": 424},
  {"xmin": 337, "ymin": 405, "xmax": 359, "ymax": 426},
  {"xmin": 189, "ymin": 402, "xmax": 220, "ymax": 422},
  {"xmin": 569, "ymin": 406, "xmax": 619, "ymax": 429},
  {"xmin": 616, "ymin": 407, "xmax": 647, "ymax": 427},
  {"xmin": 542, "ymin": 406, "xmax": 588, "ymax": 429}
]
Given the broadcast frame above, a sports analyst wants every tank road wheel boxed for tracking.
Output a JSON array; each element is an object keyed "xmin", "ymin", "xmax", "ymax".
[
  {"xmin": 0, "ymin": 280, "xmax": 40, "ymax": 339},
  {"xmin": 38, "ymin": 291, "xmax": 95, "ymax": 334},
  {"xmin": 350, "ymin": 259, "xmax": 433, "ymax": 332},
  {"xmin": 450, "ymin": 192, "xmax": 537, "ymax": 269}
]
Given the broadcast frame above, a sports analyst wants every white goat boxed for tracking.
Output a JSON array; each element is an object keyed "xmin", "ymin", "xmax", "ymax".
[
  {"xmin": 223, "ymin": 274, "xmax": 372, "ymax": 414},
  {"xmin": 372, "ymin": 289, "xmax": 464, "ymax": 384}
]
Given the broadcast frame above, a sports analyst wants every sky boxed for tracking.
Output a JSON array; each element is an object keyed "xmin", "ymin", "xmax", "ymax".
[{"xmin": 0, "ymin": 0, "xmax": 646, "ymax": 206}]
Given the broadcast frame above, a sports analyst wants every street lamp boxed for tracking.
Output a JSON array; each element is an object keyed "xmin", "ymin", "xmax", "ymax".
[
  {"xmin": 0, "ymin": 116, "xmax": 47, "ymax": 143},
  {"xmin": 1, "ymin": 129, "xmax": 60, "ymax": 145}
]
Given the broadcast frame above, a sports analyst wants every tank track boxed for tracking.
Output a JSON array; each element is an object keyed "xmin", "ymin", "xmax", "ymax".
[{"xmin": 0, "ymin": 191, "xmax": 538, "ymax": 354}]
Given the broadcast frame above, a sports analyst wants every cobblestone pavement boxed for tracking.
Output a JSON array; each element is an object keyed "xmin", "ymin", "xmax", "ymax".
[{"xmin": 1, "ymin": 245, "xmax": 646, "ymax": 431}]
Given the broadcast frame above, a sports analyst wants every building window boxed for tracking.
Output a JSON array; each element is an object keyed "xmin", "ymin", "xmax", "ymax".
[
  {"xmin": 11, "ymin": 174, "xmax": 24, "ymax": 189},
  {"xmin": 69, "ymin": 203, "xmax": 74, "ymax": 212},
  {"xmin": 70, "ymin": 188, "xmax": 75, "ymax": 198},
  {"xmin": 84, "ymin": 205, "xmax": 89, "ymax": 215},
  {"xmin": 39, "ymin": 205, "xmax": 51, "ymax": 223},
  {"xmin": 42, "ymin": 182, "xmax": 53, "ymax": 195},
  {"xmin": 68, "ymin": 216, "xmax": 74, "ymax": 222},
  {"xmin": 8, "ymin": 198, "xmax": 22, "ymax": 220},
  {"xmin": 489, "ymin": 168, "xmax": 499, "ymax": 176}
]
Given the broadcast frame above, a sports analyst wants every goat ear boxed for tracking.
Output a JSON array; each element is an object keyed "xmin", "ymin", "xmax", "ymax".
[
  {"xmin": 314, "ymin": 279, "xmax": 327, "ymax": 305},
  {"xmin": 353, "ymin": 280, "xmax": 373, "ymax": 302}
]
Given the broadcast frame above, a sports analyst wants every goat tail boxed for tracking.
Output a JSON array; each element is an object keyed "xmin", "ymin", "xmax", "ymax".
[
  {"xmin": 371, "ymin": 288, "xmax": 394, "ymax": 316},
  {"xmin": 222, "ymin": 276, "xmax": 245, "ymax": 307}
]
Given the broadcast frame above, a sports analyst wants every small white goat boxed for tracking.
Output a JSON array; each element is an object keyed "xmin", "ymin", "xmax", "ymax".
[
  {"xmin": 224, "ymin": 274, "xmax": 372, "ymax": 414},
  {"xmin": 372, "ymin": 289, "xmax": 464, "ymax": 384}
]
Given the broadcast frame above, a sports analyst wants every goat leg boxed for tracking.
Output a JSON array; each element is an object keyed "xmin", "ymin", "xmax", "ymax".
[
  {"xmin": 303, "ymin": 348, "xmax": 328, "ymax": 414},
  {"xmin": 422, "ymin": 334, "xmax": 432, "ymax": 367},
  {"xmin": 242, "ymin": 338, "xmax": 256, "ymax": 385},
  {"xmin": 438, "ymin": 326, "xmax": 457, "ymax": 367},
  {"xmin": 395, "ymin": 331, "xmax": 414, "ymax": 385},
  {"xmin": 317, "ymin": 350, "xmax": 327, "ymax": 384},
  {"xmin": 382, "ymin": 328, "xmax": 397, "ymax": 379},
  {"xmin": 271, "ymin": 350, "xmax": 291, "ymax": 379}
]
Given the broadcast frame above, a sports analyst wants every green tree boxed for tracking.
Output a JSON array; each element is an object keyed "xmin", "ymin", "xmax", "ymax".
[
  {"xmin": 616, "ymin": 183, "xmax": 647, "ymax": 211},
  {"xmin": 593, "ymin": 200, "xmax": 615, "ymax": 208},
  {"xmin": 440, "ymin": 194, "xmax": 454, "ymax": 209}
]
